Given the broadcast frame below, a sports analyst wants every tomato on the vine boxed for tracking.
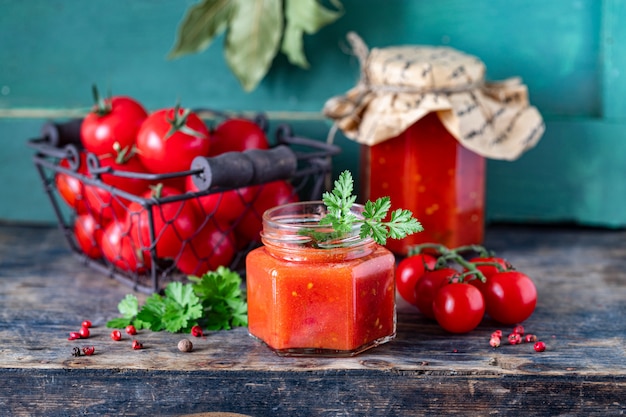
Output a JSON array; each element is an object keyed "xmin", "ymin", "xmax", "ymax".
[
  {"xmin": 209, "ymin": 118, "xmax": 269, "ymax": 156},
  {"xmin": 432, "ymin": 282, "xmax": 485, "ymax": 333},
  {"xmin": 483, "ymin": 270, "xmax": 537, "ymax": 324},
  {"xmin": 414, "ymin": 267, "xmax": 458, "ymax": 319},
  {"xmin": 80, "ymin": 91, "xmax": 147, "ymax": 156},
  {"xmin": 136, "ymin": 105, "xmax": 210, "ymax": 174},
  {"xmin": 467, "ymin": 256, "xmax": 511, "ymax": 296},
  {"xmin": 175, "ymin": 220, "xmax": 236, "ymax": 276},
  {"xmin": 396, "ymin": 253, "xmax": 437, "ymax": 306}
]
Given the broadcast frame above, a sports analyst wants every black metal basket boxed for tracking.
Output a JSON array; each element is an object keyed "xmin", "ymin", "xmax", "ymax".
[{"xmin": 28, "ymin": 113, "xmax": 340, "ymax": 293}]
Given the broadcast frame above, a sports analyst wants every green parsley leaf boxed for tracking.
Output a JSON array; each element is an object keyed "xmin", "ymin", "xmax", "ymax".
[
  {"xmin": 107, "ymin": 266, "xmax": 248, "ymax": 335},
  {"xmin": 106, "ymin": 294, "xmax": 139, "ymax": 329},
  {"xmin": 190, "ymin": 266, "xmax": 248, "ymax": 330},
  {"xmin": 317, "ymin": 170, "xmax": 424, "ymax": 246}
]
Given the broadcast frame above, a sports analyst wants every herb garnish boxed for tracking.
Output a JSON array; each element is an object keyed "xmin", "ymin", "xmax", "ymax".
[
  {"xmin": 106, "ymin": 266, "xmax": 247, "ymax": 333},
  {"xmin": 317, "ymin": 170, "xmax": 423, "ymax": 246}
]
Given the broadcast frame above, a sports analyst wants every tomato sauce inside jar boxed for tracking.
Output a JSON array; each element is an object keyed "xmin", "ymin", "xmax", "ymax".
[
  {"xmin": 361, "ymin": 112, "xmax": 485, "ymax": 255},
  {"xmin": 245, "ymin": 202, "xmax": 396, "ymax": 356}
]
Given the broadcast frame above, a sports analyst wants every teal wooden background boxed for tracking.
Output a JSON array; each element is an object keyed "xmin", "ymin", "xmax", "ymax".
[{"xmin": 2, "ymin": 0, "xmax": 626, "ymax": 227}]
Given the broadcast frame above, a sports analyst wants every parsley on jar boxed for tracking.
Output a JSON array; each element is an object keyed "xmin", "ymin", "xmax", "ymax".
[{"xmin": 246, "ymin": 171, "xmax": 422, "ymax": 356}]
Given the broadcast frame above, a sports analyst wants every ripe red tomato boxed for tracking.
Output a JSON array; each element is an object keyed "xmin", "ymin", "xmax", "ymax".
[
  {"xmin": 100, "ymin": 220, "xmax": 150, "ymax": 273},
  {"xmin": 432, "ymin": 282, "xmax": 485, "ymax": 333},
  {"xmin": 209, "ymin": 118, "xmax": 269, "ymax": 156},
  {"xmin": 74, "ymin": 212, "xmax": 105, "ymax": 259},
  {"xmin": 55, "ymin": 154, "xmax": 88, "ymax": 214},
  {"xmin": 414, "ymin": 267, "xmax": 458, "ymax": 319},
  {"xmin": 127, "ymin": 186, "xmax": 202, "ymax": 259},
  {"xmin": 97, "ymin": 148, "xmax": 151, "ymax": 195},
  {"xmin": 136, "ymin": 106, "xmax": 210, "ymax": 174},
  {"xmin": 83, "ymin": 151, "xmax": 151, "ymax": 223},
  {"xmin": 175, "ymin": 221, "xmax": 236, "ymax": 276},
  {"xmin": 80, "ymin": 95, "xmax": 148, "ymax": 156},
  {"xmin": 234, "ymin": 180, "xmax": 298, "ymax": 245},
  {"xmin": 467, "ymin": 256, "xmax": 511, "ymax": 296},
  {"xmin": 483, "ymin": 270, "xmax": 537, "ymax": 324},
  {"xmin": 185, "ymin": 175, "xmax": 252, "ymax": 223},
  {"xmin": 83, "ymin": 182, "xmax": 128, "ymax": 223},
  {"xmin": 396, "ymin": 253, "xmax": 437, "ymax": 306}
]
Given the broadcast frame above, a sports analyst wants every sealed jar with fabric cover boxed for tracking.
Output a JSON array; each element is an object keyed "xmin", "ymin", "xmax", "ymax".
[{"xmin": 324, "ymin": 32, "xmax": 545, "ymax": 255}]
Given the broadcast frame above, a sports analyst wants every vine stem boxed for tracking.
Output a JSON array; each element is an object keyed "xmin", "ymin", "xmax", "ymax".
[{"xmin": 407, "ymin": 243, "xmax": 507, "ymax": 284}]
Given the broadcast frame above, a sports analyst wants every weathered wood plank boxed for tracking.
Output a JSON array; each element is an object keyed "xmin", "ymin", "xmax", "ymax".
[{"xmin": 0, "ymin": 223, "xmax": 625, "ymax": 415}]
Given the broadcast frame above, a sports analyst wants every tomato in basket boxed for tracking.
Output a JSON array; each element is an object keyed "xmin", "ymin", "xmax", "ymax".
[
  {"xmin": 55, "ymin": 155, "xmax": 88, "ymax": 215},
  {"xmin": 185, "ymin": 175, "xmax": 257, "ymax": 224},
  {"xmin": 175, "ymin": 220, "xmax": 237, "ymax": 276},
  {"xmin": 234, "ymin": 180, "xmax": 299, "ymax": 245},
  {"xmin": 74, "ymin": 212, "xmax": 105, "ymax": 259},
  {"xmin": 209, "ymin": 118, "xmax": 269, "ymax": 155},
  {"xmin": 101, "ymin": 220, "xmax": 151, "ymax": 273},
  {"xmin": 126, "ymin": 185, "xmax": 203, "ymax": 260},
  {"xmin": 81, "ymin": 93, "xmax": 148, "ymax": 156},
  {"xmin": 136, "ymin": 105, "xmax": 210, "ymax": 174}
]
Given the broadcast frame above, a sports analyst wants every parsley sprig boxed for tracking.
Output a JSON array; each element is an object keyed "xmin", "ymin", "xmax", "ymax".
[
  {"xmin": 319, "ymin": 170, "xmax": 423, "ymax": 246},
  {"xmin": 106, "ymin": 266, "xmax": 247, "ymax": 333}
]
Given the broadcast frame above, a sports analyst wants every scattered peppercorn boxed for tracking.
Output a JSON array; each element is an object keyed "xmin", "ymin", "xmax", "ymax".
[
  {"xmin": 508, "ymin": 332, "xmax": 522, "ymax": 345},
  {"xmin": 534, "ymin": 341, "xmax": 546, "ymax": 352},
  {"xmin": 132, "ymin": 340, "xmax": 143, "ymax": 350},
  {"xmin": 524, "ymin": 334, "xmax": 538, "ymax": 343},
  {"xmin": 71, "ymin": 347, "xmax": 81, "ymax": 357},
  {"xmin": 191, "ymin": 325, "xmax": 203, "ymax": 338},
  {"xmin": 81, "ymin": 320, "xmax": 92, "ymax": 329},
  {"xmin": 125, "ymin": 325, "xmax": 137, "ymax": 336},
  {"xmin": 82, "ymin": 346, "xmax": 95, "ymax": 356},
  {"xmin": 489, "ymin": 336, "xmax": 501, "ymax": 348},
  {"xmin": 512, "ymin": 324, "xmax": 525, "ymax": 335},
  {"xmin": 491, "ymin": 330, "xmax": 503, "ymax": 339},
  {"xmin": 68, "ymin": 331, "xmax": 81, "ymax": 341},
  {"xmin": 110, "ymin": 329, "xmax": 122, "ymax": 341},
  {"xmin": 79, "ymin": 326, "xmax": 90, "ymax": 339},
  {"xmin": 178, "ymin": 338, "xmax": 193, "ymax": 352}
]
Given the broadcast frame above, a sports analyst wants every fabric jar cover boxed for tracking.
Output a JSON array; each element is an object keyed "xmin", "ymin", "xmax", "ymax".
[{"xmin": 323, "ymin": 32, "xmax": 545, "ymax": 161}]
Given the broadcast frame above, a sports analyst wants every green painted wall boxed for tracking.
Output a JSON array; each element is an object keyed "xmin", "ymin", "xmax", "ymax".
[{"xmin": 2, "ymin": 0, "xmax": 625, "ymax": 227}]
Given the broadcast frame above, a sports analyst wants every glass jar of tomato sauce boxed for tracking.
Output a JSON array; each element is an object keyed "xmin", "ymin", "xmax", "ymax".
[
  {"xmin": 324, "ymin": 34, "xmax": 545, "ymax": 256},
  {"xmin": 361, "ymin": 112, "xmax": 485, "ymax": 255},
  {"xmin": 245, "ymin": 201, "xmax": 396, "ymax": 356}
]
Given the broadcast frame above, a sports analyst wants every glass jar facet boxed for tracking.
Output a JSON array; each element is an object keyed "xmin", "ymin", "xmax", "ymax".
[
  {"xmin": 361, "ymin": 112, "xmax": 485, "ymax": 255},
  {"xmin": 245, "ymin": 201, "xmax": 396, "ymax": 356}
]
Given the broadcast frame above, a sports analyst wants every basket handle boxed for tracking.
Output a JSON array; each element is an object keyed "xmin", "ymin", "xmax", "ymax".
[
  {"xmin": 41, "ymin": 119, "xmax": 83, "ymax": 148},
  {"xmin": 190, "ymin": 145, "xmax": 298, "ymax": 191}
]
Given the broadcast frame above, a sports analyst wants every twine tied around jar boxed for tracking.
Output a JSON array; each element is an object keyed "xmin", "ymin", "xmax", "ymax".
[{"xmin": 323, "ymin": 32, "xmax": 545, "ymax": 161}]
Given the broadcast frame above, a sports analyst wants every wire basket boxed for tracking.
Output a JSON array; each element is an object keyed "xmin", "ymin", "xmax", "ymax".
[{"xmin": 28, "ymin": 113, "xmax": 340, "ymax": 293}]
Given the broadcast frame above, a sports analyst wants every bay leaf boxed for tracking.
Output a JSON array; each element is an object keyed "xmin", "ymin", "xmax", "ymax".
[
  {"xmin": 168, "ymin": 0, "xmax": 235, "ymax": 59},
  {"xmin": 281, "ymin": 0, "xmax": 344, "ymax": 68},
  {"xmin": 282, "ymin": 23, "xmax": 309, "ymax": 68},
  {"xmin": 225, "ymin": 0, "xmax": 283, "ymax": 92}
]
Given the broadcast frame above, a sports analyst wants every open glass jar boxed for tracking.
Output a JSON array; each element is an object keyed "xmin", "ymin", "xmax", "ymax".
[{"xmin": 245, "ymin": 201, "xmax": 396, "ymax": 357}]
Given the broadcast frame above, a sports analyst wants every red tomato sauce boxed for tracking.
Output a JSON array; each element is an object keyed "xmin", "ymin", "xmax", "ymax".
[
  {"xmin": 246, "ymin": 242, "xmax": 396, "ymax": 355},
  {"xmin": 361, "ymin": 112, "xmax": 485, "ymax": 255}
]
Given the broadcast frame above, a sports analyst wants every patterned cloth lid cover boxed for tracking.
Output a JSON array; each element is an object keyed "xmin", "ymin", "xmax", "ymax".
[{"xmin": 323, "ymin": 32, "xmax": 545, "ymax": 161}]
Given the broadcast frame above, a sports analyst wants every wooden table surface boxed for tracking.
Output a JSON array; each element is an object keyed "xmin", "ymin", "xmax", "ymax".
[{"xmin": 1, "ymin": 222, "xmax": 625, "ymax": 416}]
